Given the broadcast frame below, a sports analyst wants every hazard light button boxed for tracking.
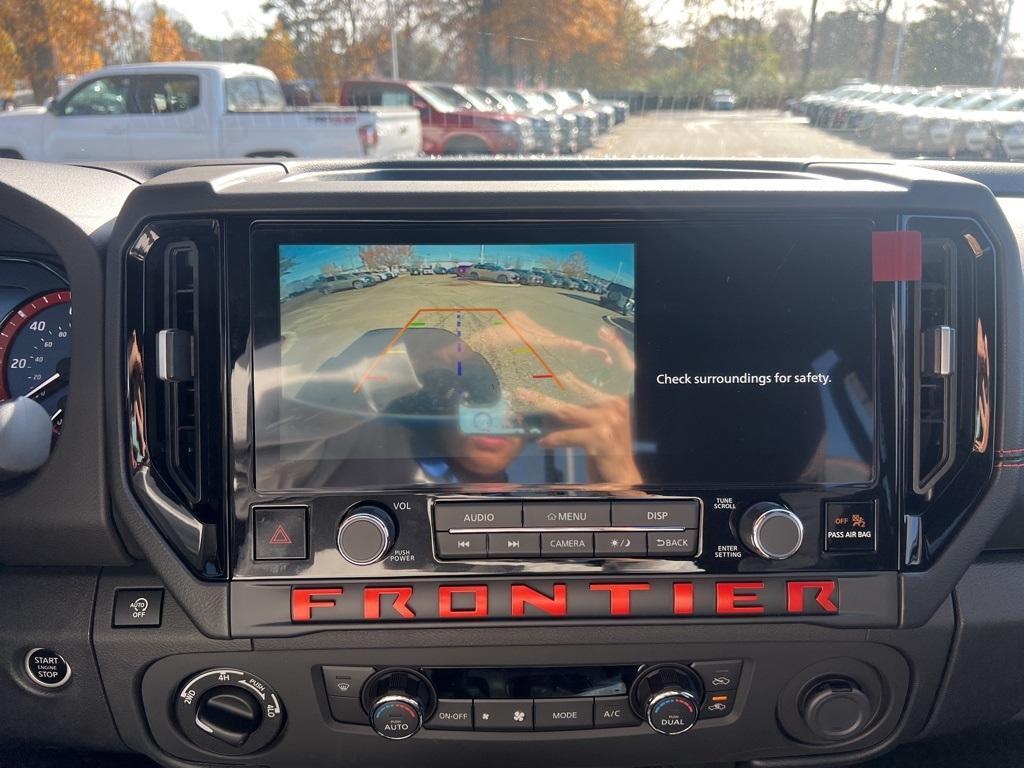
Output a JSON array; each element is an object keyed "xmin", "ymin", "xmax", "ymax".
[{"xmin": 254, "ymin": 505, "xmax": 308, "ymax": 560}]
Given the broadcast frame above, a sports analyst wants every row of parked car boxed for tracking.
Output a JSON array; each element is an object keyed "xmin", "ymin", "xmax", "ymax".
[
  {"xmin": 310, "ymin": 262, "xmax": 636, "ymax": 314},
  {"xmin": 0, "ymin": 62, "xmax": 626, "ymax": 163},
  {"xmin": 339, "ymin": 79, "xmax": 629, "ymax": 156},
  {"xmin": 797, "ymin": 83, "xmax": 1024, "ymax": 159}
]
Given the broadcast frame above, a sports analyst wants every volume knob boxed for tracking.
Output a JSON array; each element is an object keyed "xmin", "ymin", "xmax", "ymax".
[
  {"xmin": 337, "ymin": 505, "xmax": 395, "ymax": 565},
  {"xmin": 740, "ymin": 502, "xmax": 804, "ymax": 560}
]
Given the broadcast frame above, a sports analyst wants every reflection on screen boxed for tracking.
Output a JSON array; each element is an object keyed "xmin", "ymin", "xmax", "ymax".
[{"xmin": 264, "ymin": 242, "xmax": 638, "ymax": 489}]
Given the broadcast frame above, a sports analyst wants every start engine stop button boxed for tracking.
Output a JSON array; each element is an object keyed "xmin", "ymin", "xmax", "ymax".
[{"xmin": 24, "ymin": 648, "xmax": 71, "ymax": 689}]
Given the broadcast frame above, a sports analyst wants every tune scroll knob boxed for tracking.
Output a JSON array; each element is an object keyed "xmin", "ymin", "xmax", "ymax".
[
  {"xmin": 739, "ymin": 502, "xmax": 804, "ymax": 560},
  {"xmin": 337, "ymin": 505, "xmax": 396, "ymax": 565},
  {"xmin": 630, "ymin": 664, "xmax": 704, "ymax": 736}
]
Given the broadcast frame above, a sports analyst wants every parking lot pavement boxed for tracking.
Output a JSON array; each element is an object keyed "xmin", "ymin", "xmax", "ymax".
[
  {"xmin": 584, "ymin": 110, "xmax": 891, "ymax": 159},
  {"xmin": 280, "ymin": 275, "xmax": 634, "ymax": 405}
]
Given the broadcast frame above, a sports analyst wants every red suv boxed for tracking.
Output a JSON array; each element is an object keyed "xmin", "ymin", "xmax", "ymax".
[{"xmin": 340, "ymin": 79, "xmax": 532, "ymax": 155}]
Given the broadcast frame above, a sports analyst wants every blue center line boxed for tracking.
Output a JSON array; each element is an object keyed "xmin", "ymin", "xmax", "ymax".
[{"xmin": 456, "ymin": 311, "xmax": 463, "ymax": 376}]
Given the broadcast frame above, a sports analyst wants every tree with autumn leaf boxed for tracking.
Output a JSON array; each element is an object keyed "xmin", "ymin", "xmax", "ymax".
[
  {"xmin": 0, "ymin": 0, "xmax": 105, "ymax": 100},
  {"xmin": 259, "ymin": 19, "xmax": 298, "ymax": 82},
  {"xmin": 149, "ymin": 5, "xmax": 184, "ymax": 62},
  {"xmin": 0, "ymin": 26, "xmax": 21, "ymax": 93}
]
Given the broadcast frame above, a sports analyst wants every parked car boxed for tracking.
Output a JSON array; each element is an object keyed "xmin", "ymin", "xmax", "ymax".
[
  {"xmin": 566, "ymin": 88, "xmax": 628, "ymax": 124},
  {"xmin": 531, "ymin": 269, "xmax": 565, "ymax": 288},
  {"xmin": 530, "ymin": 90, "xmax": 595, "ymax": 149},
  {"xmin": 710, "ymin": 89, "xmax": 737, "ymax": 111},
  {"xmin": 511, "ymin": 269, "xmax": 543, "ymax": 285},
  {"xmin": 547, "ymin": 88, "xmax": 609, "ymax": 133},
  {"xmin": 599, "ymin": 282, "xmax": 635, "ymax": 313},
  {"xmin": 341, "ymin": 79, "xmax": 532, "ymax": 155},
  {"xmin": 467, "ymin": 263, "xmax": 518, "ymax": 283},
  {"xmin": 468, "ymin": 85, "xmax": 564, "ymax": 154},
  {"xmin": 0, "ymin": 63, "xmax": 422, "ymax": 162},
  {"xmin": 510, "ymin": 89, "xmax": 582, "ymax": 153},
  {"xmin": 319, "ymin": 273, "xmax": 369, "ymax": 293}
]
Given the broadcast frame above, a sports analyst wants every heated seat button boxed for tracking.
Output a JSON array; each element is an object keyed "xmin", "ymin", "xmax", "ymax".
[
  {"xmin": 488, "ymin": 532, "xmax": 541, "ymax": 557},
  {"xmin": 691, "ymin": 660, "xmax": 742, "ymax": 692},
  {"xmin": 436, "ymin": 532, "xmax": 487, "ymax": 558},
  {"xmin": 594, "ymin": 696, "xmax": 641, "ymax": 728},
  {"xmin": 535, "ymin": 698, "xmax": 594, "ymax": 730},
  {"xmin": 434, "ymin": 501, "xmax": 522, "ymax": 530},
  {"xmin": 426, "ymin": 699, "xmax": 474, "ymax": 731},
  {"xmin": 647, "ymin": 531, "xmax": 698, "ymax": 557},
  {"xmin": 541, "ymin": 532, "xmax": 594, "ymax": 557},
  {"xmin": 473, "ymin": 699, "xmax": 533, "ymax": 731},
  {"xmin": 253, "ymin": 505, "xmax": 308, "ymax": 560},
  {"xmin": 611, "ymin": 500, "xmax": 699, "ymax": 528},
  {"xmin": 523, "ymin": 501, "xmax": 610, "ymax": 528}
]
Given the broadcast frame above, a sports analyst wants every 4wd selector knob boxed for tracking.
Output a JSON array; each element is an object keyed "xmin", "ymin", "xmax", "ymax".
[
  {"xmin": 631, "ymin": 664, "xmax": 703, "ymax": 735},
  {"xmin": 195, "ymin": 687, "xmax": 262, "ymax": 747},
  {"xmin": 175, "ymin": 669, "xmax": 284, "ymax": 756},
  {"xmin": 739, "ymin": 502, "xmax": 804, "ymax": 560},
  {"xmin": 338, "ymin": 505, "xmax": 396, "ymax": 565}
]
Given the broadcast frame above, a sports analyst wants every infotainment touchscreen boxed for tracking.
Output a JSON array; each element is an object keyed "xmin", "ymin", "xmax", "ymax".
[{"xmin": 251, "ymin": 221, "xmax": 876, "ymax": 491}]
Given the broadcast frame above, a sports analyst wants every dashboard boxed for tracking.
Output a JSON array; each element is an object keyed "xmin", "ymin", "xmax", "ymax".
[{"xmin": 0, "ymin": 157, "xmax": 1023, "ymax": 768}]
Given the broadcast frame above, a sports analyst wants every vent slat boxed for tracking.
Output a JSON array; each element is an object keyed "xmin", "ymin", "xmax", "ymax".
[
  {"xmin": 164, "ymin": 242, "xmax": 201, "ymax": 502},
  {"xmin": 913, "ymin": 236, "xmax": 958, "ymax": 495}
]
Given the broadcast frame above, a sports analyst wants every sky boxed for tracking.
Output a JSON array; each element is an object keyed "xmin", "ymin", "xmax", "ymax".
[
  {"xmin": 165, "ymin": 0, "xmax": 1024, "ymax": 51},
  {"xmin": 280, "ymin": 243, "xmax": 636, "ymax": 287}
]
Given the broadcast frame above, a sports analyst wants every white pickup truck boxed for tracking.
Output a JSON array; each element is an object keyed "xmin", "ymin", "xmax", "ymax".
[{"xmin": 0, "ymin": 62, "xmax": 422, "ymax": 162}]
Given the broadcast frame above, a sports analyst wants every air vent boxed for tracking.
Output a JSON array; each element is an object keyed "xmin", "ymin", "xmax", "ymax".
[
  {"xmin": 912, "ymin": 237, "xmax": 958, "ymax": 494},
  {"xmin": 161, "ymin": 241, "xmax": 201, "ymax": 503}
]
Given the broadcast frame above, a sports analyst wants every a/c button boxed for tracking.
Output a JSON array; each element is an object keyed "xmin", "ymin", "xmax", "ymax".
[{"xmin": 594, "ymin": 696, "xmax": 640, "ymax": 727}]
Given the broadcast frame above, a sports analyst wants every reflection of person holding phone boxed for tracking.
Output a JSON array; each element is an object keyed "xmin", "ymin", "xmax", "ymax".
[
  {"xmin": 514, "ymin": 326, "xmax": 641, "ymax": 486},
  {"xmin": 306, "ymin": 320, "xmax": 640, "ymax": 487}
]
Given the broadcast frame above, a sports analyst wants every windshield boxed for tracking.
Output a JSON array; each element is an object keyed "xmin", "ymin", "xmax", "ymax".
[{"xmin": 2, "ymin": 2, "xmax": 1023, "ymax": 162}]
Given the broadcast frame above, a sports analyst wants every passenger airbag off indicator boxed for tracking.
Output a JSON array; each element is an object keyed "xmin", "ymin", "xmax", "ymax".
[{"xmin": 824, "ymin": 501, "xmax": 877, "ymax": 552}]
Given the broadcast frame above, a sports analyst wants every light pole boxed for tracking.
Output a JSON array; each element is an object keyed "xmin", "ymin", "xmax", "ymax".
[{"xmin": 386, "ymin": 0, "xmax": 399, "ymax": 80}]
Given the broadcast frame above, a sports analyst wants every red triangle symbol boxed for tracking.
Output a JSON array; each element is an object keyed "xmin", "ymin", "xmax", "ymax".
[{"xmin": 268, "ymin": 524, "xmax": 293, "ymax": 545}]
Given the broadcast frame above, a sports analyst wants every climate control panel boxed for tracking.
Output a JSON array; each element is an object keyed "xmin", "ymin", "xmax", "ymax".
[{"xmin": 321, "ymin": 662, "xmax": 740, "ymax": 736}]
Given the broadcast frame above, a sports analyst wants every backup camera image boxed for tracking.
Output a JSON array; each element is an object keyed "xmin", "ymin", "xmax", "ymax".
[{"xmin": 264, "ymin": 242, "xmax": 636, "ymax": 488}]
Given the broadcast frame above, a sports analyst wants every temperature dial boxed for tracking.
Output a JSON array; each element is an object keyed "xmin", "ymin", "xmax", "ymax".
[
  {"xmin": 362, "ymin": 668, "xmax": 435, "ymax": 740},
  {"xmin": 631, "ymin": 664, "xmax": 704, "ymax": 735}
]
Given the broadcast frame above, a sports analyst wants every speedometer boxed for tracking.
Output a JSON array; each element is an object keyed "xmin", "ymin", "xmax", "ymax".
[{"xmin": 0, "ymin": 290, "xmax": 72, "ymax": 430}]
